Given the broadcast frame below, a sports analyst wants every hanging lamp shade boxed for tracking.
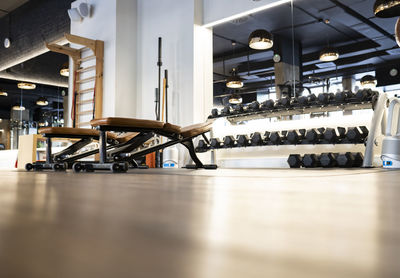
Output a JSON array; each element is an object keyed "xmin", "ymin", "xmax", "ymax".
[
  {"xmin": 60, "ymin": 63, "xmax": 69, "ymax": 77},
  {"xmin": 36, "ymin": 97, "xmax": 49, "ymax": 106},
  {"xmin": 229, "ymin": 93, "xmax": 243, "ymax": 104},
  {"xmin": 360, "ymin": 75, "xmax": 377, "ymax": 88},
  {"xmin": 374, "ymin": 0, "xmax": 400, "ymax": 18},
  {"xmin": 319, "ymin": 46, "xmax": 339, "ymax": 62},
  {"xmin": 12, "ymin": 104, "xmax": 25, "ymax": 111},
  {"xmin": 226, "ymin": 68, "xmax": 243, "ymax": 89},
  {"xmin": 0, "ymin": 91, "xmax": 7, "ymax": 96},
  {"xmin": 17, "ymin": 82, "xmax": 36, "ymax": 90},
  {"xmin": 396, "ymin": 17, "xmax": 400, "ymax": 47},
  {"xmin": 248, "ymin": 29, "xmax": 273, "ymax": 50}
]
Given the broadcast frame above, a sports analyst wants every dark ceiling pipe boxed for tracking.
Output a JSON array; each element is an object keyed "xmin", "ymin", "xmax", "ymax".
[{"xmin": 329, "ymin": 0, "xmax": 396, "ymax": 42}]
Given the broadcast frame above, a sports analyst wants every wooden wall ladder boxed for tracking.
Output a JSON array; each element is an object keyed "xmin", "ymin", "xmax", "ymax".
[{"xmin": 46, "ymin": 33, "xmax": 104, "ymax": 128}]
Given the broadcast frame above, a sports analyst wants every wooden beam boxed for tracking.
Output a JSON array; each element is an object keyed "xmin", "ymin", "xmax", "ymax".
[
  {"xmin": 94, "ymin": 40, "xmax": 104, "ymax": 119},
  {"xmin": 45, "ymin": 43, "xmax": 81, "ymax": 61}
]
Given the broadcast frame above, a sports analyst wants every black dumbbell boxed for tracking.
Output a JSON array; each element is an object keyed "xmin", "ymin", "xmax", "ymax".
[
  {"xmin": 210, "ymin": 138, "xmax": 223, "ymax": 149},
  {"xmin": 233, "ymin": 104, "xmax": 245, "ymax": 114},
  {"xmin": 196, "ymin": 140, "xmax": 209, "ymax": 152},
  {"xmin": 269, "ymin": 132, "xmax": 282, "ymax": 145},
  {"xmin": 278, "ymin": 96, "xmax": 292, "ymax": 108},
  {"xmin": 223, "ymin": 136, "xmax": 236, "ymax": 148},
  {"xmin": 323, "ymin": 128, "xmax": 345, "ymax": 144},
  {"xmin": 335, "ymin": 90, "xmax": 354, "ymax": 102},
  {"xmin": 346, "ymin": 126, "xmax": 369, "ymax": 143},
  {"xmin": 320, "ymin": 153, "xmax": 338, "ymax": 168},
  {"xmin": 237, "ymin": 135, "xmax": 250, "ymax": 147},
  {"xmin": 298, "ymin": 96, "xmax": 310, "ymax": 106},
  {"xmin": 287, "ymin": 130, "xmax": 304, "ymax": 145},
  {"xmin": 336, "ymin": 152, "xmax": 364, "ymax": 168},
  {"xmin": 251, "ymin": 132, "xmax": 264, "ymax": 146},
  {"xmin": 211, "ymin": 108, "xmax": 219, "ymax": 118},
  {"xmin": 288, "ymin": 154, "xmax": 302, "ymax": 168},
  {"xmin": 318, "ymin": 93, "xmax": 335, "ymax": 105},
  {"xmin": 355, "ymin": 89, "xmax": 373, "ymax": 101},
  {"xmin": 248, "ymin": 101, "xmax": 260, "ymax": 111},
  {"xmin": 305, "ymin": 128, "xmax": 324, "ymax": 144},
  {"xmin": 263, "ymin": 131, "xmax": 271, "ymax": 144},
  {"xmin": 221, "ymin": 106, "xmax": 231, "ymax": 116},
  {"xmin": 308, "ymin": 94, "xmax": 317, "ymax": 103},
  {"xmin": 260, "ymin": 99, "xmax": 275, "ymax": 110},
  {"xmin": 302, "ymin": 154, "xmax": 320, "ymax": 168}
]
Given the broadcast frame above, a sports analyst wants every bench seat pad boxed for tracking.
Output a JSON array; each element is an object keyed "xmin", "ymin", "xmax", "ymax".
[
  {"xmin": 91, "ymin": 117, "xmax": 164, "ymax": 130},
  {"xmin": 180, "ymin": 122, "xmax": 213, "ymax": 138},
  {"xmin": 39, "ymin": 127, "xmax": 99, "ymax": 137}
]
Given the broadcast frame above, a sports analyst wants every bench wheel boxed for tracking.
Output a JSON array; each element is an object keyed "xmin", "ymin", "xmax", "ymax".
[
  {"xmin": 25, "ymin": 163, "xmax": 33, "ymax": 171},
  {"xmin": 52, "ymin": 163, "xmax": 66, "ymax": 172},
  {"xmin": 72, "ymin": 162, "xmax": 83, "ymax": 173},
  {"xmin": 110, "ymin": 162, "xmax": 128, "ymax": 173}
]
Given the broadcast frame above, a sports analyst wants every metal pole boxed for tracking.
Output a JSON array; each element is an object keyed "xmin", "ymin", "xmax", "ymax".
[{"xmin": 165, "ymin": 69, "xmax": 168, "ymax": 123}]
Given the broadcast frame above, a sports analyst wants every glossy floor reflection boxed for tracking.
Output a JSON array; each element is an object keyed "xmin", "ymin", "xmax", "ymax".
[{"xmin": 0, "ymin": 168, "xmax": 399, "ymax": 278}]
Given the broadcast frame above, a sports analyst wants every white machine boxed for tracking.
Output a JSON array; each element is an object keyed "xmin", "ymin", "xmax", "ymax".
[{"xmin": 381, "ymin": 98, "xmax": 400, "ymax": 169}]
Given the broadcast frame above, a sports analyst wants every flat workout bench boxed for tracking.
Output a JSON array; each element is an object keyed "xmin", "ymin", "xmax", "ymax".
[
  {"xmin": 72, "ymin": 117, "xmax": 217, "ymax": 172},
  {"xmin": 25, "ymin": 127, "xmax": 137, "ymax": 171}
]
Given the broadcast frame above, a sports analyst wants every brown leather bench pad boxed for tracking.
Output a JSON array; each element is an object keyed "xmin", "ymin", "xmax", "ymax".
[
  {"xmin": 180, "ymin": 121, "xmax": 212, "ymax": 138},
  {"xmin": 39, "ymin": 127, "xmax": 99, "ymax": 137}
]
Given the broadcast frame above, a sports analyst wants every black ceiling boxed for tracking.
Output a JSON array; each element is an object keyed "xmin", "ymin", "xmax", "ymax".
[{"xmin": 213, "ymin": 0, "xmax": 400, "ymax": 103}]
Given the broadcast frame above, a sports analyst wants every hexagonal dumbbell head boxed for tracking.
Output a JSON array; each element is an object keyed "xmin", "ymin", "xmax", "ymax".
[
  {"xmin": 196, "ymin": 140, "xmax": 208, "ymax": 153},
  {"xmin": 337, "ymin": 152, "xmax": 355, "ymax": 168},
  {"xmin": 353, "ymin": 152, "xmax": 364, "ymax": 167},
  {"xmin": 355, "ymin": 89, "xmax": 370, "ymax": 101},
  {"xmin": 305, "ymin": 129, "xmax": 321, "ymax": 144},
  {"xmin": 320, "ymin": 153, "xmax": 338, "ymax": 168},
  {"xmin": 221, "ymin": 106, "xmax": 231, "ymax": 116},
  {"xmin": 269, "ymin": 132, "xmax": 282, "ymax": 145},
  {"xmin": 237, "ymin": 135, "xmax": 250, "ymax": 147},
  {"xmin": 251, "ymin": 132, "xmax": 264, "ymax": 146},
  {"xmin": 279, "ymin": 96, "xmax": 291, "ymax": 107},
  {"xmin": 298, "ymin": 96, "xmax": 309, "ymax": 106},
  {"xmin": 288, "ymin": 154, "xmax": 302, "ymax": 168},
  {"xmin": 210, "ymin": 138, "xmax": 222, "ymax": 149},
  {"xmin": 248, "ymin": 101, "xmax": 260, "ymax": 111},
  {"xmin": 302, "ymin": 154, "xmax": 320, "ymax": 168},
  {"xmin": 287, "ymin": 130, "xmax": 302, "ymax": 144},
  {"xmin": 318, "ymin": 93, "xmax": 332, "ymax": 105},
  {"xmin": 234, "ymin": 104, "xmax": 245, "ymax": 114},
  {"xmin": 211, "ymin": 108, "xmax": 219, "ymax": 118},
  {"xmin": 323, "ymin": 128, "xmax": 338, "ymax": 143},
  {"xmin": 308, "ymin": 94, "xmax": 317, "ymax": 103},
  {"xmin": 346, "ymin": 127, "xmax": 362, "ymax": 143},
  {"xmin": 261, "ymin": 99, "xmax": 275, "ymax": 110},
  {"xmin": 223, "ymin": 135, "xmax": 236, "ymax": 148}
]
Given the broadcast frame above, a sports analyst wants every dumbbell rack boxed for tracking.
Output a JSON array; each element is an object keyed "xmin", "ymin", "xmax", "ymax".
[{"xmin": 200, "ymin": 90, "xmax": 384, "ymax": 168}]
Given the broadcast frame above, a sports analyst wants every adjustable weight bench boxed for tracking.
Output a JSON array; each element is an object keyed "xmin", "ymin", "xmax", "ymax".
[
  {"xmin": 71, "ymin": 117, "xmax": 217, "ymax": 172},
  {"xmin": 25, "ymin": 127, "xmax": 145, "ymax": 171}
]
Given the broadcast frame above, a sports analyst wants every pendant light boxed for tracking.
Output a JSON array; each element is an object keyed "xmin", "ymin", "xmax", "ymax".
[
  {"xmin": 226, "ymin": 68, "xmax": 243, "ymax": 89},
  {"xmin": 12, "ymin": 104, "xmax": 25, "ymax": 111},
  {"xmin": 319, "ymin": 46, "xmax": 339, "ymax": 62},
  {"xmin": 248, "ymin": 29, "xmax": 273, "ymax": 50},
  {"xmin": 360, "ymin": 75, "xmax": 377, "ymax": 88},
  {"xmin": 36, "ymin": 97, "xmax": 48, "ymax": 106},
  {"xmin": 17, "ymin": 82, "xmax": 36, "ymax": 90},
  {"xmin": 0, "ymin": 91, "xmax": 7, "ymax": 96},
  {"xmin": 60, "ymin": 63, "xmax": 69, "ymax": 77},
  {"xmin": 229, "ymin": 93, "xmax": 243, "ymax": 104},
  {"xmin": 374, "ymin": 0, "xmax": 400, "ymax": 18}
]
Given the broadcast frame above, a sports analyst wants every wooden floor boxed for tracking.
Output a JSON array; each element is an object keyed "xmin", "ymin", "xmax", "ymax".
[{"xmin": 0, "ymin": 168, "xmax": 400, "ymax": 278}]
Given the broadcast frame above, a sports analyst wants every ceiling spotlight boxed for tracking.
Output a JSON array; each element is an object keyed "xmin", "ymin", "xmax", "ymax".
[
  {"xmin": 229, "ymin": 93, "xmax": 243, "ymax": 104},
  {"xmin": 0, "ymin": 91, "xmax": 7, "ymax": 96},
  {"xmin": 248, "ymin": 29, "xmax": 273, "ymax": 50},
  {"xmin": 36, "ymin": 97, "xmax": 49, "ymax": 106},
  {"xmin": 226, "ymin": 68, "xmax": 244, "ymax": 89},
  {"xmin": 12, "ymin": 104, "xmax": 25, "ymax": 111},
  {"xmin": 319, "ymin": 46, "xmax": 339, "ymax": 62},
  {"xmin": 4, "ymin": 38, "xmax": 11, "ymax": 49},
  {"xmin": 374, "ymin": 0, "xmax": 400, "ymax": 18},
  {"xmin": 360, "ymin": 75, "xmax": 377, "ymax": 88},
  {"xmin": 60, "ymin": 63, "xmax": 69, "ymax": 77},
  {"xmin": 17, "ymin": 82, "xmax": 36, "ymax": 90}
]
